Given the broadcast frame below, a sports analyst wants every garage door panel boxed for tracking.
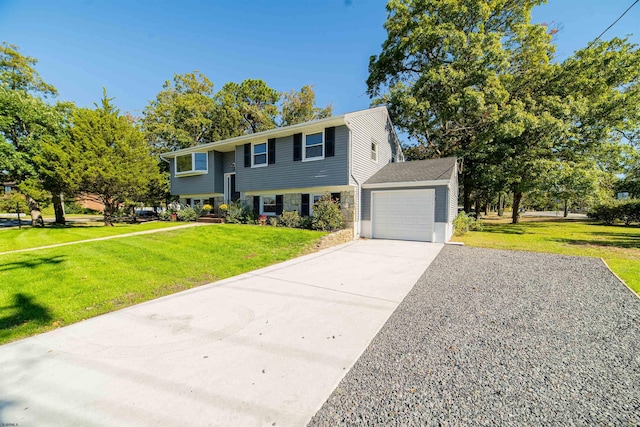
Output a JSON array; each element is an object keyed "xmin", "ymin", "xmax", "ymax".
[{"xmin": 372, "ymin": 190, "xmax": 434, "ymax": 242}]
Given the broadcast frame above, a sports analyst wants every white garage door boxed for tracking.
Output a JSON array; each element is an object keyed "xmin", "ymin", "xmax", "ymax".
[{"xmin": 372, "ymin": 189, "xmax": 435, "ymax": 242}]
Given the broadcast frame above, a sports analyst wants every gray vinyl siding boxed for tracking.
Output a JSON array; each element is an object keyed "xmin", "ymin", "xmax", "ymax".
[
  {"xmin": 350, "ymin": 109, "xmax": 398, "ymax": 186},
  {"xmin": 213, "ymin": 151, "xmax": 224, "ymax": 194},
  {"xmin": 235, "ymin": 125, "xmax": 349, "ymax": 192},
  {"xmin": 449, "ymin": 170, "xmax": 459, "ymax": 223},
  {"xmin": 222, "ymin": 151, "xmax": 235, "ymax": 173},
  {"xmin": 169, "ymin": 151, "xmax": 217, "ymax": 196},
  {"xmin": 362, "ymin": 186, "xmax": 449, "ymax": 223}
]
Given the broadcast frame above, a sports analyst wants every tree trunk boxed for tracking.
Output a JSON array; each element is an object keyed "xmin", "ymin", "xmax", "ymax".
[
  {"xmin": 52, "ymin": 193, "xmax": 66, "ymax": 225},
  {"xmin": 484, "ymin": 202, "xmax": 489, "ymax": 216},
  {"xmin": 563, "ymin": 199, "xmax": 569, "ymax": 218},
  {"xmin": 103, "ymin": 201, "xmax": 115, "ymax": 226},
  {"xmin": 475, "ymin": 200, "xmax": 481, "ymax": 217},
  {"xmin": 463, "ymin": 184, "xmax": 472, "ymax": 213},
  {"xmin": 497, "ymin": 194, "xmax": 504, "ymax": 217},
  {"xmin": 26, "ymin": 195, "xmax": 44, "ymax": 227},
  {"xmin": 512, "ymin": 191, "xmax": 523, "ymax": 224}
]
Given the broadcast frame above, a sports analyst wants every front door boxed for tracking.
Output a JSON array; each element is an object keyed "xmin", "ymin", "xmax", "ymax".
[{"xmin": 224, "ymin": 173, "xmax": 240, "ymax": 204}]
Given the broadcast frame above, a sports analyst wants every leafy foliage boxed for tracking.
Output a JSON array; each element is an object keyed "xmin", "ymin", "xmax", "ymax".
[
  {"xmin": 55, "ymin": 89, "xmax": 162, "ymax": 225},
  {"xmin": 368, "ymin": 0, "xmax": 640, "ymax": 223},
  {"xmin": 277, "ymin": 210, "xmax": 303, "ymax": 228},
  {"xmin": 225, "ymin": 200, "xmax": 256, "ymax": 224},
  {"xmin": 311, "ymin": 193, "xmax": 343, "ymax": 231},
  {"xmin": 588, "ymin": 200, "xmax": 640, "ymax": 226},
  {"xmin": 280, "ymin": 85, "xmax": 332, "ymax": 126},
  {"xmin": 453, "ymin": 211, "xmax": 483, "ymax": 236},
  {"xmin": 177, "ymin": 205, "xmax": 199, "ymax": 222}
]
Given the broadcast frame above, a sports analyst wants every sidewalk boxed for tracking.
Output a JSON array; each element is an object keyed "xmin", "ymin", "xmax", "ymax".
[{"xmin": 0, "ymin": 222, "xmax": 208, "ymax": 256}]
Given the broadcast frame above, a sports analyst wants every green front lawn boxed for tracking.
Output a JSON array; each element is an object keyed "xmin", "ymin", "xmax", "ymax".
[
  {"xmin": 0, "ymin": 224, "xmax": 325, "ymax": 345},
  {"xmin": 0, "ymin": 221, "xmax": 183, "ymax": 252},
  {"xmin": 453, "ymin": 217, "xmax": 640, "ymax": 294}
]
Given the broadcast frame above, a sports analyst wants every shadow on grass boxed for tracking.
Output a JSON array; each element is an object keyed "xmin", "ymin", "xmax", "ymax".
[
  {"xmin": 0, "ymin": 293, "xmax": 52, "ymax": 330},
  {"xmin": 0, "ymin": 255, "xmax": 65, "ymax": 272},
  {"xmin": 553, "ymin": 237, "xmax": 640, "ymax": 250}
]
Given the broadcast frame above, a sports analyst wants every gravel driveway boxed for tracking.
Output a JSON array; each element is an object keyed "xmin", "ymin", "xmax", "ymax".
[{"xmin": 310, "ymin": 245, "xmax": 640, "ymax": 425}]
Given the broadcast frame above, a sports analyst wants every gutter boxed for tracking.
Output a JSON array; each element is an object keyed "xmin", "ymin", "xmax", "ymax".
[{"xmin": 344, "ymin": 117, "xmax": 361, "ymax": 238}]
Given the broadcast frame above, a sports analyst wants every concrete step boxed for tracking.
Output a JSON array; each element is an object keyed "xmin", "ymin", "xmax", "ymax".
[{"xmin": 197, "ymin": 216, "xmax": 225, "ymax": 224}]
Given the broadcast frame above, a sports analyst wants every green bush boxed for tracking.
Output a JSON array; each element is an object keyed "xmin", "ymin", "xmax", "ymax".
[
  {"xmin": 225, "ymin": 200, "xmax": 256, "ymax": 224},
  {"xmin": 453, "ymin": 211, "xmax": 483, "ymax": 235},
  {"xmin": 177, "ymin": 206, "xmax": 198, "ymax": 222},
  {"xmin": 278, "ymin": 210, "xmax": 302, "ymax": 228},
  {"xmin": 588, "ymin": 200, "xmax": 640, "ymax": 225},
  {"xmin": 0, "ymin": 193, "xmax": 29, "ymax": 213},
  {"xmin": 311, "ymin": 193, "xmax": 344, "ymax": 231}
]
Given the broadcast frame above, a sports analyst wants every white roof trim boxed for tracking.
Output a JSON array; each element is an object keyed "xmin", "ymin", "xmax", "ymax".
[{"xmin": 362, "ymin": 179, "xmax": 451, "ymax": 189}]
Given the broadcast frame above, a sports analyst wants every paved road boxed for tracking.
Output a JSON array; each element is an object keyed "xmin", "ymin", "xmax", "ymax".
[
  {"xmin": 0, "ymin": 239, "xmax": 443, "ymax": 427},
  {"xmin": 311, "ymin": 245, "xmax": 640, "ymax": 425}
]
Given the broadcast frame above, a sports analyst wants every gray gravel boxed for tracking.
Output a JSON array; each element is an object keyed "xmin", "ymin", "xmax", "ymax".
[{"xmin": 309, "ymin": 245, "xmax": 640, "ymax": 426}]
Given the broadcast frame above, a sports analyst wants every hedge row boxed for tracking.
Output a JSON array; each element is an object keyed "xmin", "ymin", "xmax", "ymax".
[{"xmin": 587, "ymin": 200, "xmax": 640, "ymax": 225}]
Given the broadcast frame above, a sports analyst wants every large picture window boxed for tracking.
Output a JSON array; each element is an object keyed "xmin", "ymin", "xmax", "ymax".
[
  {"xmin": 304, "ymin": 132, "xmax": 323, "ymax": 161},
  {"xmin": 176, "ymin": 152, "xmax": 207, "ymax": 175},
  {"xmin": 253, "ymin": 143, "xmax": 267, "ymax": 166}
]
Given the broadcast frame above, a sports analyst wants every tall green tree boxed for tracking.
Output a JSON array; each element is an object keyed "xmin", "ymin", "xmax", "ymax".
[
  {"xmin": 215, "ymin": 78, "xmax": 280, "ymax": 134},
  {"xmin": 368, "ymin": 1, "xmax": 640, "ymax": 223},
  {"xmin": 280, "ymin": 85, "xmax": 332, "ymax": 126},
  {"xmin": 62, "ymin": 90, "xmax": 161, "ymax": 225},
  {"xmin": 0, "ymin": 43, "xmax": 63, "ymax": 225},
  {"xmin": 367, "ymin": 0, "xmax": 542, "ymax": 214},
  {"xmin": 142, "ymin": 72, "xmax": 218, "ymax": 153}
]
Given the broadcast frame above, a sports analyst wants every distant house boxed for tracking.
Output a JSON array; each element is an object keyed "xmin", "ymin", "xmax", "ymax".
[
  {"xmin": 2, "ymin": 182, "xmax": 17, "ymax": 195},
  {"xmin": 160, "ymin": 107, "xmax": 458, "ymax": 242}
]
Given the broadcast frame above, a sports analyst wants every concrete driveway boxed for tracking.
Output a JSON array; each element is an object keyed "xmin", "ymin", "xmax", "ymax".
[{"xmin": 0, "ymin": 239, "xmax": 442, "ymax": 427}]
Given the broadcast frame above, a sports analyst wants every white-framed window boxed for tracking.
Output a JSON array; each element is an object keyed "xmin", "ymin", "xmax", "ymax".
[
  {"xmin": 371, "ymin": 139, "xmax": 378, "ymax": 162},
  {"xmin": 253, "ymin": 142, "xmax": 267, "ymax": 167},
  {"xmin": 176, "ymin": 152, "xmax": 207, "ymax": 175},
  {"xmin": 261, "ymin": 195, "xmax": 277, "ymax": 215},
  {"xmin": 303, "ymin": 132, "xmax": 324, "ymax": 161},
  {"xmin": 310, "ymin": 194, "xmax": 323, "ymax": 215}
]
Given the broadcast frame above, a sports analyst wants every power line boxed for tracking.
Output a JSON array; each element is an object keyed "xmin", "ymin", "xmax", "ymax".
[{"xmin": 587, "ymin": 0, "xmax": 639, "ymax": 49}]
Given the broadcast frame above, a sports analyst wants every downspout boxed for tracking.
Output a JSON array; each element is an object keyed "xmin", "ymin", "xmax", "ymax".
[{"xmin": 344, "ymin": 117, "xmax": 361, "ymax": 238}]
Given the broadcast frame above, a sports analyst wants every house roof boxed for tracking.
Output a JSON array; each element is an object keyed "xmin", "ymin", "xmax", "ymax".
[
  {"xmin": 159, "ymin": 106, "xmax": 391, "ymax": 160},
  {"xmin": 363, "ymin": 157, "xmax": 457, "ymax": 187}
]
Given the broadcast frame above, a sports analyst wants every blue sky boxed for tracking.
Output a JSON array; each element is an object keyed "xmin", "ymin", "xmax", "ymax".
[{"xmin": 1, "ymin": 0, "xmax": 638, "ymax": 122}]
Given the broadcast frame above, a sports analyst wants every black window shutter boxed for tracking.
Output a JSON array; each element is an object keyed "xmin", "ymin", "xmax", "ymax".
[
  {"xmin": 301, "ymin": 194, "xmax": 310, "ymax": 216},
  {"xmin": 293, "ymin": 133, "xmax": 302, "ymax": 161},
  {"xmin": 253, "ymin": 196, "xmax": 260, "ymax": 214},
  {"xmin": 268, "ymin": 138, "xmax": 276, "ymax": 164},
  {"xmin": 244, "ymin": 143, "xmax": 251, "ymax": 167},
  {"xmin": 276, "ymin": 195, "xmax": 283, "ymax": 215},
  {"xmin": 325, "ymin": 127, "xmax": 335, "ymax": 157}
]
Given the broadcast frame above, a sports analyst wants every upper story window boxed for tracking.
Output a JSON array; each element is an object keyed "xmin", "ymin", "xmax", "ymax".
[
  {"xmin": 304, "ymin": 132, "xmax": 324, "ymax": 161},
  {"xmin": 253, "ymin": 143, "xmax": 267, "ymax": 167},
  {"xmin": 371, "ymin": 139, "xmax": 378, "ymax": 162},
  {"xmin": 176, "ymin": 152, "xmax": 207, "ymax": 175}
]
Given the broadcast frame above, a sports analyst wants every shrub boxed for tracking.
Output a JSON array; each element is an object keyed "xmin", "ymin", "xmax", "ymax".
[
  {"xmin": 453, "ymin": 211, "xmax": 483, "ymax": 235},
  {"xmin": 311, "ymin": 193, "xmax": 344, "ymax": 231},
  {"xmin": 177, "ymin": 206, "xmax": 198, "ymax": 222},
  {"xmin": 278, "ymin": 210, "xmax": 302, "ymax": 228},
  {"xmin": 268, "ymin": 217, "xmax": 279, "ymax": 227},
  {"xmin": 225, "ymin": 200, "xmax": 256, "ymax": 224},
  {"xmin": 588, "ymin": 200, "xmax": 640, "ymax": 225},
  {"xmin": 453, "ymin": 212, "xmax": 473, "ymax": 236}
]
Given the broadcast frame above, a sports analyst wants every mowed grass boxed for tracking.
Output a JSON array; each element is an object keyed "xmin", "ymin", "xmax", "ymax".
[
  {"xmin": 0, "ymin": 224, "xmax": 325, "ymax": 345},
  {"xmin": 0, "ymin": 221, "xmax": 182, "ymax": 252},
  {"xmin": 452, "ymin": 216, "xmax": 640, "ymax": 294}
]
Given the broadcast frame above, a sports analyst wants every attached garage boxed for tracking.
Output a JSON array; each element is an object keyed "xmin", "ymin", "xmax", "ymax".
[
  {"xmin": 360, "ymin": 157, "xmax": 458, "ymax": 243},
  {"xmin": 371, "ymin": 189, "xmax": 435, "ymax": 242}
]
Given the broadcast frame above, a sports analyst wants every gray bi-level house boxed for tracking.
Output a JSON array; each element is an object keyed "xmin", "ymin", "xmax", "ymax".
[{"xmin": 160, "ymin": 106, "xmax": 458, "ymax": 243}]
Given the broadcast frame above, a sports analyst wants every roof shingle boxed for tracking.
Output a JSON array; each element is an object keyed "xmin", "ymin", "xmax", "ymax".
[{"xmin": 364, "ymin": 157, "xmax": 457, "ymax": 185}]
